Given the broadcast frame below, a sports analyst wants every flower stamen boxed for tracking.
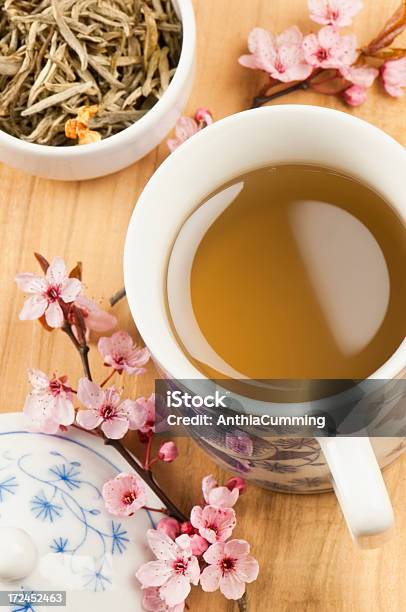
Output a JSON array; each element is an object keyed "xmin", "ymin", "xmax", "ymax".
[
  {"xmin": 221, "ymin": 557, "xmax": 236, "ymax": 573},
  {"xmin": 122, "ymin": 490, "xmax": 137, "ymax": 505},
  {"xmin": 46, "ymin": 285, "xmax": 61, "ymax": 302}
]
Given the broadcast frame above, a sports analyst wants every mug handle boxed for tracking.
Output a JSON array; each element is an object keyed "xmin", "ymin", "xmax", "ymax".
[{"xmin": 318, "ymin": 437, "xmax": 394, "ymax": 548}]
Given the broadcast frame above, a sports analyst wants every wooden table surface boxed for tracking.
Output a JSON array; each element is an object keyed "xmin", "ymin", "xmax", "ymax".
[{"xmin": 1, "ymin": 1, "xmax": 405, "ymax": 610}]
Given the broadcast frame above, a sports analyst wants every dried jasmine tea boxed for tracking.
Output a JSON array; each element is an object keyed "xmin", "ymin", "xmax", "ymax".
[{"xmin": 0, "ymin": 0, "xmax": 182, "ymax": 145}]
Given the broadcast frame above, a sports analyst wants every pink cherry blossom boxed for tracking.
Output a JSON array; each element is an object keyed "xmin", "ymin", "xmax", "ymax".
[
  {"xmin": 239, "ymin": 26, "xmax": 313, "ymax": 82},
  {"xmin": 74, "ymin": 295, "xmax": 117, "ymax": 334},
  {"xmin": 179, "ymin": 521, "xmax": 196, "ymax": 536},
  {"xmin": 225, "ymin": 431, "xmax": 253, "ymax": 456},
  {"xmin": 15, "ymin": 257, "xmax": 81, "ymax": 328},
  {"xmin": 136, "ymin": 531, "xmax": 200, "ymax": 607},
  {"xmin": 202, "ymin": 475, "xmax": 239, "ymax": 508},
  {"xmin": 382, "ymin": 57, "xmax": 406, "ymax": 97},
  {"xmin": 226, "ymin": 477, "xmax": 247, "ymax": 494},
  {"xmin": 189, "ymin": 534, "xmax": 209, "ymax": 556},
  {"xmin": 167, "ymin": 108, "xmax": 213, "ymax": 153},
  {"xmin": 308, "ymin": 0, "xmax": 363, "ymax": 28},
  {"xmin": 158, "ymin": 441, "xmax": 178, "ymax": 463},
  {"xmin": 178, "ymin": 522, "xmax": 209, "ymax": 554},
  {"xmin": 167, "ymin": 108, "xmax": 213, "ymax": 152},
  {"xmin": 200, "ymin": 540, "xmax": 259, "ymax": 600},
  {"xmin": 194, "ymin": 107, "xmax": 213, "ymax": 125},
  {"xmin": 158, "ymin": 518, "xmax": 181, "ymax": 540},
  {"xmin": 137, "ymin": 394, "xmax": 156, "ymax": 435},
  {"xmin": 340, "ymin": 64, "xmax": 379, "ymax": 87},
  {"xmin": 102, "ymin": 473, "xmax": 147, "ymax": 516},
  {"xmin": 98, "ymin": 331, "xmax": 150, "ymax": 375},
  {"xmin": 76, "ymin": 378, "xmax": 147, "ymax": 439},
  {"xmin": 343, "ymin": 84, "xmax": 367, "ymax": 106},
  {"xmin": 23, "ymin": 369, "xmax": 75, "ymax": 434},
  {"xmin": 303, "ymin": 26, "xmax": 357, "ymax": 69},
  {"xmin": 142, "ymin": 587, "xmax": 184, "ymax": 612},
  {"xmin": 190, "ymin": 505, "xmax": 236, "ymax": 544}
]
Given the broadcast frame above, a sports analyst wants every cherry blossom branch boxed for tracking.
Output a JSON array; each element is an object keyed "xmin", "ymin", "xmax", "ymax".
[
  {"xmin": 17, "ymin": 256, "xmax": 257, "ymax": 610},
  {"xmin": 72, "ymin": 422, "xmax": 99, "ymax": 437},
  {"xmin": 242, "ymin": 1, "xmax": 406, "ymax": 111},
  {"xmin": 100, "ymin": 369, "xmax": 116, "ymax": 387},
  {"xmin": 143, "ymin": 435, "xmax": 153, "ymax": 470},
  {"xmin": 110, "ymin": 287, "xmax": 126, "ymax": 306},
  {"xmin": 143, "ymin": 506, "xmax": 170, "ymax": 515},
  {"xmin": 252, "ymin": 80, "xmax": 309, "ymax": 108},
  {"xmin": 62, "ymin": 322, "xmax": 93, "ymax": 381},
  {"xmin": 61, "ymin": 316, "xmax": 188, "ymax": 522},
  {"xmin": 238, "ymin": 593, "xmax": 248, "ymax": 612},
  {"xmin": 106, "ymin": 438, "xmax": 188, "ymax": 522}
]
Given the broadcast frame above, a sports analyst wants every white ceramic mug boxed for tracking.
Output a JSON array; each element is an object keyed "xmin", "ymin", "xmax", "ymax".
[{"xmin": 124, "ymin": 105, "xmax": 406, "ymax": 547}]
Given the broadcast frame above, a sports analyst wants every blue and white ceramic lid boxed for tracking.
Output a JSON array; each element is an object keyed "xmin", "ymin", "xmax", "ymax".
[{"xmin": 0, "ymin": 413, "xmax": 157, "ymax": 611}]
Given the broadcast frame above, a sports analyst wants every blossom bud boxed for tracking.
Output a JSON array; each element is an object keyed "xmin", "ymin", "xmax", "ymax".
[
  {"xmin": 180, "ymin": 521, "xmax": 196, "ymax": 536},
  {"xmin": 226, "ymin": 477, "xmax": 246, "ymax": 494},
  {"xmin": 158, "ymin": 441, "xmax": 178, "ymax": 463},
  {"xmin": 195, "ymin": 107, "xmax": 213, "ymax": 126},
  {"xmin": 343, "ymin": 85, "xmax": 367, "ymax": 107},
  {"xmin": 157, "ymin": 517, "xmax": 181, "ymax": 540},
  {"xmin": 190, "ymin": 534, "xmax": 209, "ymax": 556}
]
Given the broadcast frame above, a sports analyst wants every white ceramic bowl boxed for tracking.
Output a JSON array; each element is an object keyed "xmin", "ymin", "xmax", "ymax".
[{"xmin": 0, "ymin": 0, "xmax": 196, "ymax": 181}]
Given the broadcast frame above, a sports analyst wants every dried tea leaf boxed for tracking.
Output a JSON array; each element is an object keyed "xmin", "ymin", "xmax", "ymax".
[
  {"xmin": 22, "ymin": 81, "xmax": 94, "ymax": 116},
  {"xmin": 0, "ymin": 55, "xmax": 23, "ymax": 76},
  {"xmin": 142, "ymin": 3, "xmax": 159, "ymax": 68},
  {"xmin": 90, "ymin": 109, "xmax": 146, "ymax": 127},
  {"xmin": 51, "ymin": 0, "xmax": 88, "ymax": 70},
  {"xmin": 27, "ymin": 113, "xmax": 63, "ymax": 142},
  {"xmin": 364, "ymin": 0, "xmax": 406, "ymax": 55},
  {"xmin": 152, "ymin": 0, "xmax": 166, "ymax": 18},
  {"xmin": 0, "ymin": 0, "xmax": 182, "ymax": 144},
  {"xmin": 0, "ymin": 20, "xmax": 40, "ymax": 113},
  {"xmin": 159, "ymin": 46, "xmax": 170, "ymax": 91},
  {"xmin": 142, "ymin": 47, "xmax": 159, "ymax": 96},
  {"xmin": 28, "ymin": 31, "xmax": 58, "ymax": 105},
  {"xmin": 88, "ymin": 54, "xmax": 124, "ymax": 88},
  {"xmin": 122, "ymin": 85, "xmax": 143, "ymax": 108}
]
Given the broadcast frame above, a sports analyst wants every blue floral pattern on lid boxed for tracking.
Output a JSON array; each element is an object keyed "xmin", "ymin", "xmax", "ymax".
[
  {"xmin": 30, "ymin": 491, "xmax": 63, "ymax": 523},
  {"xmin": 0, "ymin": 416, "xmax": 156, "ymax": 611},
  {"xmin": 0, "ymin": 476, "xmax": 18, "ymax": 502}
]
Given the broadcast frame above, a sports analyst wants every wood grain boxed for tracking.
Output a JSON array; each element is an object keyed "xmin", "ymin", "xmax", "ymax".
[{"xmin": 1, "ymin": 1, "xmax": 405, "ymax": 610}]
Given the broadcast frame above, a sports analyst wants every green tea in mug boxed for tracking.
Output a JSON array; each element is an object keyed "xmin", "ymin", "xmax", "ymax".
[{"xmin": 167, "ymin": 164, "xmax": 406, "ymax": 381}]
